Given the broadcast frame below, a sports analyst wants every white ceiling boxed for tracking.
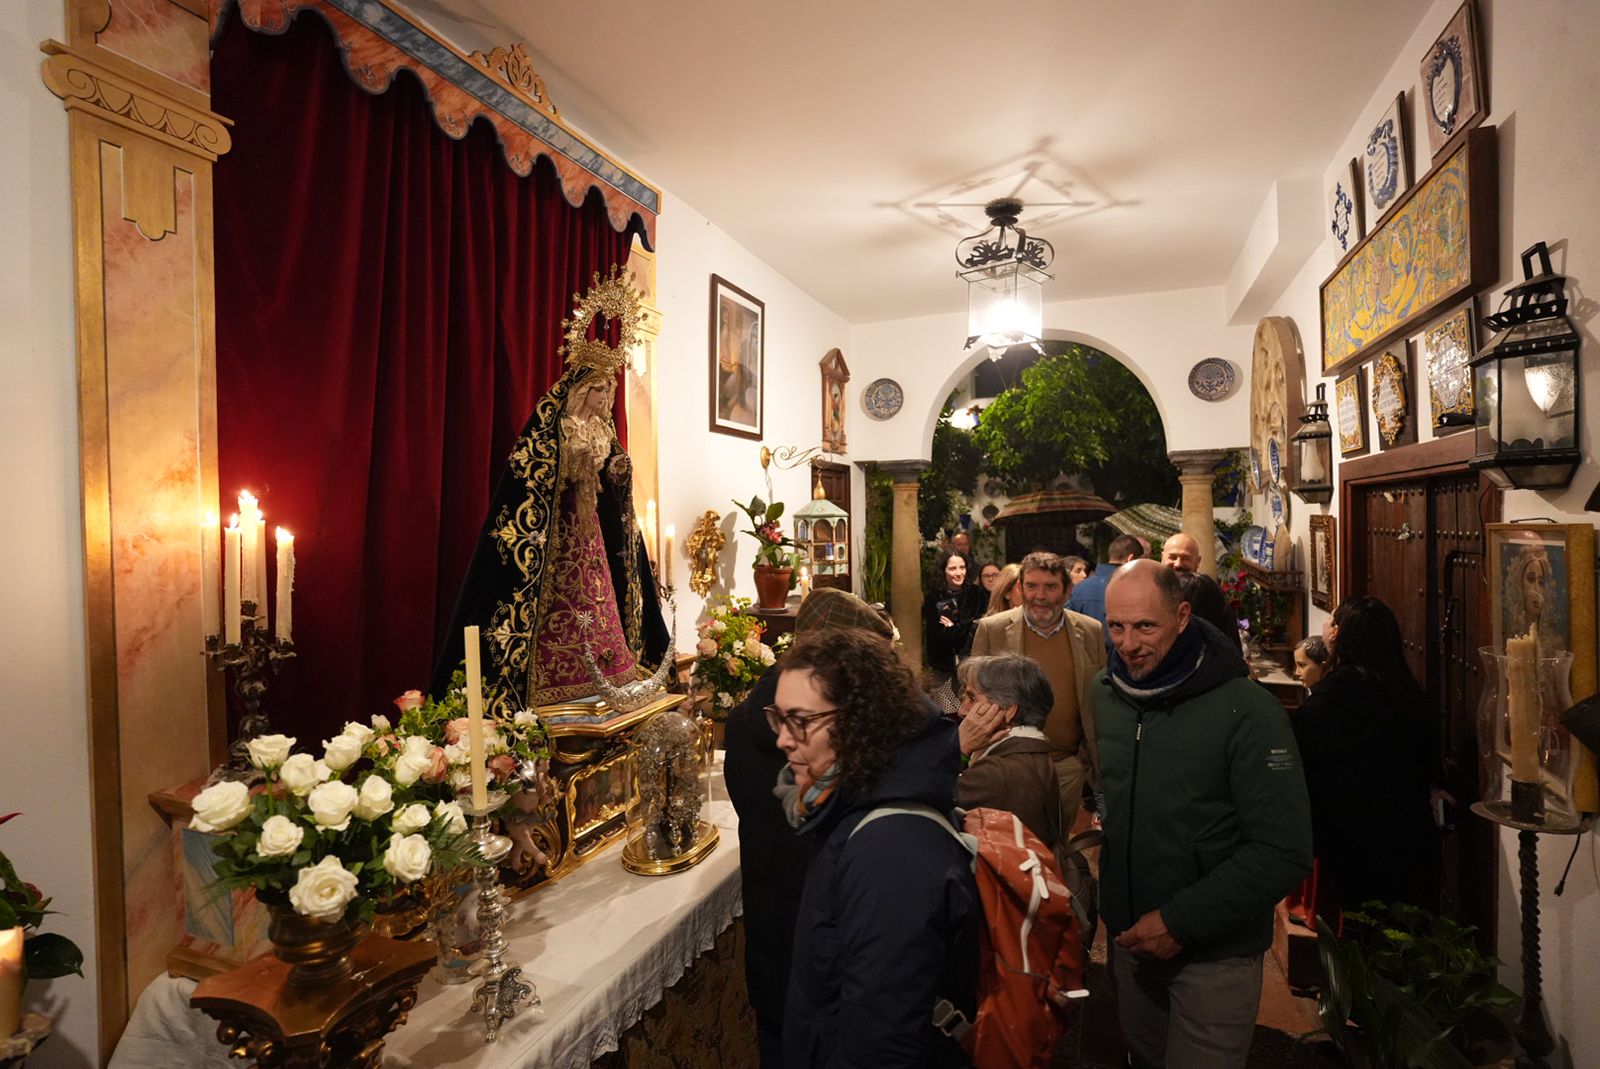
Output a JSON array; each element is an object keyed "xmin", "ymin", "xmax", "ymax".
[{"xmin": 410, "ymin": 0, "xmax": 1434, "ymax": 324}]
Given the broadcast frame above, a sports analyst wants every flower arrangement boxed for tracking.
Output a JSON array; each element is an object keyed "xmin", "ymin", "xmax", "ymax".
[
  {"xmin": 1219, "ymin": 567, "xmax": 1286, "ymax": 646},
  {"xmin": 733, "ymin": 495, "xmax": 796, "ymax": 570},
  {"xmin": 388, "ymin": 669, "xmax": 553, "ymax": 795},
  {"xmin": 691, "ymin": 597, "xmax": 788, "ymax": 717},
  {"xmin": 0, "ymin": 813, "xmax": 85, "ymax": 989}
]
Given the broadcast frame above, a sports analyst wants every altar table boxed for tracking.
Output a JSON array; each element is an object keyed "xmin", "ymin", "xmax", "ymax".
[{"xmin": 112, "ymin": 769, "xmax": 747, "ymax": 1069}]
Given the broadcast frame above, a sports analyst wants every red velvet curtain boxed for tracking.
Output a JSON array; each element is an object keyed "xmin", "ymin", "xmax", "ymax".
[{"xmin": 212, "ymin": 12, "xmax": 635, "ymax": 743}]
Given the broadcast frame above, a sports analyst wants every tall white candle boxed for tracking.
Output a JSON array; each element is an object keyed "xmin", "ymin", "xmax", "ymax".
[
  {"xmin": 0, "ymin": 926, "xmax": 21, "ymax": 1039},
  {"xmin": 200, "ymin": 512, "xmax": 220, "ymax": 639},
  {"xmin": 663, "ymin": 524, "xmax": 675, "ymax": 588},
  {"xmin": 464, "ymin": 625, "xmax": 488, "ymax": 809},
  {"xmin": 645, "ymin": 499, "xmax": 658, "ymax": 563},
  {"xmin": 275, "ymin": 528, "xmax": 295, "ymax": 643},
  {"xmin": 253, "ymin": 511, "xmax": 268, "ymax": 628},
  {"xmin": 238, "ymin": 491, "xmax": 259, "ymax": 615},
  {"xmin": 224, "ymin": 516, "xmax": 241, "ymax": 646}
]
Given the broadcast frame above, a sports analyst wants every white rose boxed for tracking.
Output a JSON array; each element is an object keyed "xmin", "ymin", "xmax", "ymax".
[
  {"xmin": 190, "ymin": 781, "xmax": 253, "ymax": 833},
  {"xmin": 255, "ymin": 814, "xmax": 304, "ymax": 858},
  {"xmin": 513, "ymin": 710, "xmax": 538, "ymax": 729},
  {"xmin": 278, "ymin": 753, "xmax": 331, "ymax": 797},
  {"xmin": 434, "ymin": 800, "xmax": 467, "ymax": 836},
  {"xmin": 382, "ymin": 833, "xmax": 433, "ymax": 884},
  {"xmin": 392, "ymin": 803, "xmax": 431, "ymax": 835},
  {"xmin": 341, "ymin": 721, "xmax": 375, "ymax": 747},
  {"xmin": 485, "ymin": 730, "xmax": 508, "ymax": 755},
  {"xmin": 759, "ymin": 646, "xmax": 776, "ymax": 666},
  {"xmin": 448, "ymin": 767, "xmax": 472, "ymax": 791},
  {"xmin": 287, "ymin": 855, "xmax": 360, "ymax": 921},
  {"xmin": 742, "ymin": 637, "xmax": 762, "ymax": 657},
  {"xmin": 696, "ymin": 638, "xmax": 717, "ymax": 657},
  {"xmin": 370, "ymin": 713, "xmax": 392, "ymax": 733},
  {"xmin": 711, "ymin": 619, "xmax": 726, "ymax": 633},
  {"xmin": 717, "ymin": 691, "xmax": 733, "ymax": 708},
  {"xmin": 442, "ymin": 742, "xmax": 468, "ymax": 767},
  {"xmin": 306, "ymin": 780, "xmax": 359, "ymax": 832},
  {"xmin": 352, "ymin": 775, "xmax": 394, "ymax": 820},
  {"xmin": 246, "ymin": 734, "xmax": 295, "ymax": 771},
  {"xmin": 392, "ymin": 735, "xmax": 432, "ymax": 786},
  {"xmin": 322, "ymin": 733, "xmax": 363, "ymax": 773}
]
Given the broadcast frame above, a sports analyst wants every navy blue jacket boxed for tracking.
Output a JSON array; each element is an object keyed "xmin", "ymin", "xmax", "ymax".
[
  {"xmin": 783, "ymin": 714, "xmax": 979, "ymax": 1068},
  {"xmin": 1066, "ymin": 562, "xmax": 1117, "ymax": 626}
]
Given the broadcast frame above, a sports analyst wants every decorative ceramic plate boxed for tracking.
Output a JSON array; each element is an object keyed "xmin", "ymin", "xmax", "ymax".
[
  {"xmin": 1187, "ymin": 358, "xmax": 1239, "ymax": 401},
  {"xmin": 1266, "ymin": 484, "xmax": 1287, "ymax": 530},
  {"xmin": 1242, "ymin": 525, "xmax": 1272, "ymax": 569},
  {"xmin": 861, "ymin": 378, "xmax": 904, "ymax": 420},
  {"xmin": 1268, "ymin": 436, "xmax": 1283, "ymax": 486},
  {"xmin": 1248, "ymin": 447, "xmax": 1263, "ymax": 493},
  {"xmin": 1266, "ymin": 400, "xmax": 1286, "ymax": 486}
]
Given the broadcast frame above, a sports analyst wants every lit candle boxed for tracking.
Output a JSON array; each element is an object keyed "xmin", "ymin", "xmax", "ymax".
[
  {"xmin": 200, "ymin": 511, "xmax": 220, "ymax": 639},
  {"xmin": 224, "ymin": 516, "xmax": 241, "ymax": 646},
  {"xmin": 1507, "ymin": 624, "xmax": 1541, "ymax": 783},
  {"xmin": 464, "ymin": 624, "xmax": 488, "ymax": 810},
  {"xmin": 275, "ymin": 528, "xmax": 295, "ymax": 643},
  {"xmin": 238, "ymin": 492, "xmax": 258, "ymax": 613},
  {"xmin": 0, "ymin": 926, "xmax": 22, "ymax": 1039},
  {"xmin": 253, "ymin": 510, "xmax": 268, "ymax": 628},
  {"xmin": 663, "ymin": 524, "xmax": 675, "ymax": 588},
  {"xmin": 645, "ymin": 499, "xmax": 658, "ymax": 563}
]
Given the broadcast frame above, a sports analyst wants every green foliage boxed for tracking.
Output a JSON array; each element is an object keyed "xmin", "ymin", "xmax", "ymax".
[
  {"xmin": 972, "ymin": 345, "xmax": 1178, "ymax": 505},
  {"xmin": 0, "ymin": 813, "xmax": 86, "ymax": 983},
  {"xmin": 860, "ymin": 466, "xmax": 893, "ymax": 608},
  {"xmin": 919, "ymin": 397, "xmax": 983, "ymax": 541},
  {"xmin": 1315, "ymin": 902, "xmax": 1516, "ymax": 1069}
]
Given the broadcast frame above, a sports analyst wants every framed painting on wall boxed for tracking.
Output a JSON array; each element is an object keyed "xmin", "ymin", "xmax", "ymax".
[
  {"xmin": 708, "ymin": 275, "xmax": 764, "ymax": 440},
  {"xmin": 1336, "ymin": 368, "xmax": 1367, "ymax": 457},
  {"xmin": 1424, "ymin": 303, "xmax": 1477, "ymax": 428},
  {"xmin": 1420, "ymin": 0, "xmax": 1487, "ymax": 158},
  {"xmin": 1308, "ymin": 514, "xmax": 1336, "ymax": 612},
  {"xmin": 1328, "ymin": 157, "xmax": 1364, "ymax": 257},
  {"xmin": 1372, "ymin": 347, "xmax": 1411, "ymax": 449},
  {"xmin": 1320, "ymin": 126, "xmax": 1497, "ymax": 375},
  {"xmin": 1363, "ymin": 92, "xmax": 1412, "ymax": 221},
  {"xmin": 1486, "ymin": 524, "xmax": 1597, "ymax": 660},
  {"xmin": 819, "ymin": 347, "xmax": 850, "ymax": 453}
]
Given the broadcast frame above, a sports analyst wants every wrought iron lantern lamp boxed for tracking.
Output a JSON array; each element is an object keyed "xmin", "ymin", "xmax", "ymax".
[
  {"xmin": 957, "ymin": 198, "xmax": 1053, "ymax": 360},
  {"xmin": 1289, "ymin": 383, "xmax": 1333, "ymax": 504},
  {"xmin": 1470, "ymin": 241, "xmax": 1582, "ymax": 490}
]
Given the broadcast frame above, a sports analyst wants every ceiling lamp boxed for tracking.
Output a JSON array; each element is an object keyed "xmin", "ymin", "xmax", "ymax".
[
  {"xmin": 956, "ymin": 197, "xmax": 1053, "ymax": 360},
  {"xmin": 1470, "ymin": 241, "xmax": 1582, "ymax": 490}
]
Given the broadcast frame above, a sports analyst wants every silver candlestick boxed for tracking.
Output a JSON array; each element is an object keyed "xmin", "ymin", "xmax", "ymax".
[
  {"xmin": 203, "ymin": 599, "xmax": 295, "ymax": 784},
  {"xmin": 460, "ymin": 791, "xmax": 536, "ymax": 1042}
]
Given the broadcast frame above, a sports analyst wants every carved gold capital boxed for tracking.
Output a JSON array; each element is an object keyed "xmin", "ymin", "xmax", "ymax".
[
  {"xmin": 41, "ymin": 41, "xmax": 232, "ymax": 160},
  {"xmin": 467, "ymin": 42, "xmax": 560, "ymax": 119}
]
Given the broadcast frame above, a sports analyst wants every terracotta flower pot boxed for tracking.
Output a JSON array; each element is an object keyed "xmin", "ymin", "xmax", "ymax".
[{"xmin": 752, "ymin": 565, "xmax": 793, "ymax": 610}]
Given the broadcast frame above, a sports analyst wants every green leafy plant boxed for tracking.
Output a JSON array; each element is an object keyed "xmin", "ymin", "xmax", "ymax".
[
  {"xmin": 859, "ymin": 466, "xmax": 893, "ymax": 608},
  {"xmin": 1315, "ymin": 902, "xmax": 1516, "ymax": 1069},
  {"xmin": 733, "ymin": 495, "xmax": 796, "ymax": 569},
  {"xmin": 0, "ymin": 813, "xmax": 86, "ymax": 984}
]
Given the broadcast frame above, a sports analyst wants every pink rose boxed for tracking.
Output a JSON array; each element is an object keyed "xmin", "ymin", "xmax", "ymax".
[
  {"xmin": 422, "ymin": 746, "xmax": 449, "ymax": 784},
  {"xmin": 394, "ymin": 689, "xmax": 424, "ymax": 712},
  {"xmin": 444, "ymin": 718, "xmax": 471, "ymax": 746},
  {"xmin": 370, "ymin": 734, "xmax": 398, "ymax": 756},
  {"xmin": 696, "ymin": 638, "xmax": 717, "ymax": 657},
  {"xmin": 488, "ymin": 754, "xmax": 518, "ymax": 782}
]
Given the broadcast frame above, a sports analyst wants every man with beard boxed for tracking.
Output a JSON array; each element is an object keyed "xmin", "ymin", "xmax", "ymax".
[{"xmin": 1095, "ymin": 560, "xmax": 1310, "ymax": 1069}]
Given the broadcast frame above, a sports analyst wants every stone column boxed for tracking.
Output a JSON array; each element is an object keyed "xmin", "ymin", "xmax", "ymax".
[
  {"xmin": 1168, "ymin": 449, "xmax": 1232, "ymax": 578},
  {"xmin": 877, "ymin": 461, "xmax": 929, "ymax": 672}
]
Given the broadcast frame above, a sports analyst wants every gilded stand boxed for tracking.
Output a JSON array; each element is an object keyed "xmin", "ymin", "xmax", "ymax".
[
  {"xmin": 462, "ymin": 792, "xmax": 536, "ymax": 1042},
  {"xmin": 204, "ymin": 599, "xmax": 296, "ymax": 783}
]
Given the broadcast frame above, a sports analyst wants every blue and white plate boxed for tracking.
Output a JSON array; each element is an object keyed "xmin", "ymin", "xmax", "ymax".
[
  {"xmin": 1266, "ymin": 484, "xmax": 1287, "ymax": 530},
  {"xmin": 1268, "ymin": 435, "xmax": 1283, "ymax": 485},
  {"xmin": 1242, "ymin": 525, "xmax": 1270, "ymax": 567},
  {"xmin": 862, "ymin": 378, "xmax": 904, "ymax": 421},
  {"xmin": 1187, "ymin": 358, "xmax": 1239, "ymax": 402},
  {"xmin": 1248, "ymin": 447, "xmax": 1263, "ymax": 492}
]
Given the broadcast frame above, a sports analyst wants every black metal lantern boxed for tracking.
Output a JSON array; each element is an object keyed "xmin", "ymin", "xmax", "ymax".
[
  {"xmin": 1470, "ymin": 242, "xmax": 1582, "ymax": 490},
  {"xmin": 1290, "ymin": 383, "xmax": 1333, "ymax": 504},
  {"xmin": 957, "ymin": 198, "xmax": 1053, "ymax": 359}
]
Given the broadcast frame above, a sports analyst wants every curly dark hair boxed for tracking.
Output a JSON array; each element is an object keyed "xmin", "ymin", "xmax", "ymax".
[{"xmin": 779, "ymin": 628, "xmax": 926, "ymax": 794}]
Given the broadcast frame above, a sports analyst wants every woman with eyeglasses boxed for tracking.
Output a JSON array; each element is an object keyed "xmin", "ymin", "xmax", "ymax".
[{"xmin": 773, "ymin": 628, "xmax": 979, "ymax": 1067}]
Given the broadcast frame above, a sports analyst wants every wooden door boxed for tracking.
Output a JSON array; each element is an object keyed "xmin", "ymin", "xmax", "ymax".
[{"xmin": 1342, "ymin": 438, "xmax": 1500, "ymax": 945}]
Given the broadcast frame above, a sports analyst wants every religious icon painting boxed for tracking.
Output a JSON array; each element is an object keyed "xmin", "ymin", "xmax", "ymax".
[
  {"xmin": 1372, "ymin": 348, "xmax": 1410, "ymax": 448},
  {"xmin": 1328, "ymin": 158, "xmax": 1364, "ymax": 256},
  {"xmin": 1335, "ymin": 368, "xmax": 1367, "ymax": 456},
  {"xmin": 1424, "ymin": 303, "xmax": 1477, "ymax": 428},
  {"xmin": 709, "ymin": 275, "xmax": 764, "ymax": 440},
  {"xmin": 819, "ymin": 347, "xmax": 850, "ymax": 453},
  {"xmin": 1420, "ymin": 1, "xmax": 1486, "ymax": 159},
  {"xmin": 1308, "ymin": 514, "xmax": 1336, "ymax": 612},
  {"xmin": 1363, "ymin": 93, "xmax": 1412, "ymax": 221},
  {"xmin": 1486, "ymin": 523, "xmax": 1596, "ymax": 664}
]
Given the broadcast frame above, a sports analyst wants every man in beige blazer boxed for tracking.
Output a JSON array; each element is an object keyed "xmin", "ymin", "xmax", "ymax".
[{"xmin": 969, "ymin": 550, "xmax": 1106, "ymax": 830}]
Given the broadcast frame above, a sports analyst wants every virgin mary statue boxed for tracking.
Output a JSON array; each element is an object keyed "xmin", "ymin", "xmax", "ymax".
[{"xmin": 432, "ymin": 268, "xmax": 669, "ymax": 712}]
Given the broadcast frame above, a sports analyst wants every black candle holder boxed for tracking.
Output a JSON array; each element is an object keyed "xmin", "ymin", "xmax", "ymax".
[{"xmin": 203, "ymin": 598, "xmax": 295, "ymax": 783}]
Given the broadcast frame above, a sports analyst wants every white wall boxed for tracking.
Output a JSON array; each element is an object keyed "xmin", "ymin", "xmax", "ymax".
[
  {"xmin": 1256, "ymin": 1, "xmax": 1600, "ymax": 1062},
  {"xmin": 651, "ymin": 200, "xmax": 853, "ymax": 649},
  {"xmin": 0, "ymin": 0, "xmax": 100, "ymax": 1065}
]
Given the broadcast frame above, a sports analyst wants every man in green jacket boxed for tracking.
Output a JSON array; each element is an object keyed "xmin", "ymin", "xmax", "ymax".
[{"xmin": 1095, "ymin": 561, "xmax": 1311, "ymax": 1069}]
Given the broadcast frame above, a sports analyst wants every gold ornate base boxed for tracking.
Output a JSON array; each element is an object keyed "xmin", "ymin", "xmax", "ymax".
[{"xmin": 620, "ymin": 821, "xmax": 720, "ymax": 876}]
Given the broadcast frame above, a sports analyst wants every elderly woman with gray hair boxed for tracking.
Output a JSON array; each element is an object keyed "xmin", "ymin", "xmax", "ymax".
[{"xmin": 954, "ymin": 652, "xmax": 1064, "ymax": 853}]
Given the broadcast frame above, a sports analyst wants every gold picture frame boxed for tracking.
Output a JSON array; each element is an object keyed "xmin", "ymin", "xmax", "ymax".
[
  {"xmin": 1336, "ymin": 368, "xmax": 1367, "ymax": 457},
  {"xmin": 1308, "ymin": 514, "xmax": 1336, "ymax": 612}
]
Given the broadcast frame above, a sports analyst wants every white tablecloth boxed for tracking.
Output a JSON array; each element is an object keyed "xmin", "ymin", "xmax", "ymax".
[{"xmin": 113, "ymin": 773, "xmax": 743, "ymax": 1069}]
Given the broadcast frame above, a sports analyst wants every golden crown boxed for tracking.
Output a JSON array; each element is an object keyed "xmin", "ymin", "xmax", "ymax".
[{"xmin": 559, "ymin": 265, "xmax": 646, "ymax": 378}]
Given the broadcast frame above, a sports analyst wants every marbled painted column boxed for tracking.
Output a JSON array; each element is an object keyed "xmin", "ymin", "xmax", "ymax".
[
  {"xmin": 42, "ymin": 0, "xmax": 231, "ymax": 1055},
  {"xmin": 1168, "ymin": 449, "xmax": 1231, "ymax": 578},
  {"xmin": 878, "ymin": 461, "xmax": 928, "ymax": 673}
]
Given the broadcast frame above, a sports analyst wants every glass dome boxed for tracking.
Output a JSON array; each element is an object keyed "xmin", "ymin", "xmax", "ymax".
[{"xmin": 622, "ymin": 709, "xmax": 719, "ymax": 874}]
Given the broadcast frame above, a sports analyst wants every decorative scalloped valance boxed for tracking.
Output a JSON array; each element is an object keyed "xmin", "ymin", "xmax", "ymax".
[{"xmin": 217, "ymin": 0, "xmax": 660, "ymax": 247}]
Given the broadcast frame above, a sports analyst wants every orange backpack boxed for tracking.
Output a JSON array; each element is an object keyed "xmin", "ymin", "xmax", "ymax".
[{"xmin": 850, "ymin": 804, "xmax": 1089, "ymax": 1069}]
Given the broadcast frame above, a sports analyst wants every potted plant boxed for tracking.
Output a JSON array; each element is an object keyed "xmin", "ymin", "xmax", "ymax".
[
  {"xmin": 734, "ymin": 495, "xmax": 797, "ymax": 609},
  {"xmin": 0, "ymin": 814, "xmax": 85, "ymax": 1037}
]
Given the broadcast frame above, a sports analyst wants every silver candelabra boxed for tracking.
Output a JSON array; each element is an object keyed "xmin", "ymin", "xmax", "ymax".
[{"xmin": 461, "ymin": 791, "xmax": 536, "ymax": 1042}]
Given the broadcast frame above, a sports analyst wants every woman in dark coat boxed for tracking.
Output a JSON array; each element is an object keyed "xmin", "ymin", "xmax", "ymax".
[
  {"xmin": 923, "ymin": 549, "xmax": 985, "ymax": 681},
  {"xmin": 775, "ymin": 629, "xmax": 979, "ymax": 1067},
  {"xmin": 954, "ymin": 652, "xmax": 1063, "ymax": 853},
  {"xmin": 1293, "ymin": 595, "xmax": 1439, "ymax": 917}
]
